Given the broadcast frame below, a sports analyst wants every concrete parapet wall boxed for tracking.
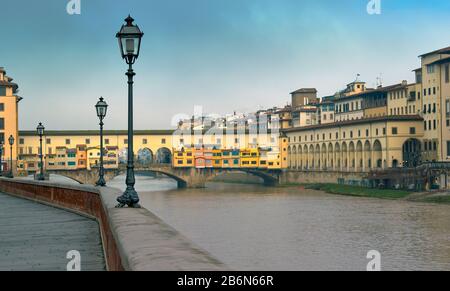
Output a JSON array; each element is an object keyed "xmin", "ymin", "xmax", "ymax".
[{"xmin": 0, "ymin": 178, "xmax": 227, "ymax": 271}]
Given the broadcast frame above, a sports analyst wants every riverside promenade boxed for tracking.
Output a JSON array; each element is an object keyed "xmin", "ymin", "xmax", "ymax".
[
  {"xmin": 0, "ymin": 192, "xmax": 105, "ymax": 271},
  {"xmin": 0, "ymin": 178, "xmax": 227, "ymax": 271}
]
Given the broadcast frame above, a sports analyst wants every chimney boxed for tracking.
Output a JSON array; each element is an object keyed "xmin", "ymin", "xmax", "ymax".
[{"xmin": 0, "ymin": 67, "xmax": 5, "ymax": 81}]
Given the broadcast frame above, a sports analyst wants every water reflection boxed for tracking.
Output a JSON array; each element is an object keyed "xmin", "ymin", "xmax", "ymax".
[{"xmin": 109, "ymin": 175, "xmax": 450, "ymax": 270}]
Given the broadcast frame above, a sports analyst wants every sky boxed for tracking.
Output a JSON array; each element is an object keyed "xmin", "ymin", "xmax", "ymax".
[{"xmin": 1, "ymin": 0, "xmax": 450, "ymax": 130}]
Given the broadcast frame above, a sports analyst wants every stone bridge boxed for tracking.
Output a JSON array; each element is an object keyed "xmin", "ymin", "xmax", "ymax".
[{"xmin": 43, "ymin": 165, "xmax": 283, "ymax": 188}]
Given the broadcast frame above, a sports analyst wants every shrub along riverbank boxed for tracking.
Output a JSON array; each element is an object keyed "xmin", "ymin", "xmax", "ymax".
[
  {"xmin": 303, "ymin": 183, "xmax": 412, "ymax": 200},
  {"xmin": 420, "ymin": 195, "xmax": 450, "ymax": 204}
]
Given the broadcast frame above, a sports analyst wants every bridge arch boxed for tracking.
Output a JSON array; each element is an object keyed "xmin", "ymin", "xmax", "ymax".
[
  {"xmin": 132, "ymin": 168, "xmax": 189, "ymax": 188},
  {"xmin": 137, "ymin": 148, "xmax": 154, "ymax": 166},
  {"xmin": 156, "ymin": 147, "xmax": 172, "ymax": 164},
  {"xmin": 243, "ymin": 170, "xmax": 279, "ymax": 186}
]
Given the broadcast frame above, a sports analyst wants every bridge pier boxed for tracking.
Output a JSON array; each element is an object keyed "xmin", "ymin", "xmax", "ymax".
[
  {"xmin": 263, "ymin": 179, "xmax": 278, "ymax": 187},
  {"xmin": 177, "ymin": 180, "xmax": 187, "ymax": 189}
]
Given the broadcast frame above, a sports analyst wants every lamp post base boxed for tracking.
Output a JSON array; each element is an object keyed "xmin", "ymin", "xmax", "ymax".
[
  {"xmin": 116, "ymin": 188, "xmax": 141, "ymax": 208},
  {"xmin": 96, "ymin": 177, "xmax": 106, "ymax": 187},
  {"xmin": 36, "ymin": 174, "xmax": 46, "ymax": 181}
]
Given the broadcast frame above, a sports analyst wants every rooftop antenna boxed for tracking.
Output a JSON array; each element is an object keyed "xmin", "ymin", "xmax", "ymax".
[{"xmin": 376, "ymin": 73, "xmax": 383, "ymax": 87}]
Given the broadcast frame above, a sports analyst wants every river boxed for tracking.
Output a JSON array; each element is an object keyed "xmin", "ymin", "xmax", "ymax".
[{"xmin": 102, "ymin": 174, "xmax": 450, "ymax": 271}]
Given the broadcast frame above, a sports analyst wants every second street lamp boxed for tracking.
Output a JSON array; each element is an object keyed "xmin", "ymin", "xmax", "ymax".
[
  {"xmin": 95, "ymin": 97, "xmax": 108, "ymax": 187},
  {"xmin": 115, "ymin": 15, "xmax": 144, "ymax": 208},
  {"xmin": 0, "ymin": 142, "xmax": 3, "ymax": 177},
  {"xmin": 37, "ymin": 122, "xmax": 45, "ymax": 181},
  {"xmin": 8, "ymin": 135, "xmax": 14, "ymax": 178}
]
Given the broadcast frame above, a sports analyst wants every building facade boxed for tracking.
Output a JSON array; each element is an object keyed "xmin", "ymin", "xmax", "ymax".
[
  {"xmin": 0, "ymin": 67, "xmax": 21, "ymax": 172},
  {"xmin": 281, "ymin": 46, "xmax": 450, "ymax": 188},
  {"xmin": 17, "ymin": 130, "xmax": 173, "ymax": 174},
  {"xmin": 417, "ymin": 47, "xmax": 450, "ymax": 162},
  {"xmin": 285, "ymin": 116, "xmax": 423, "ymax": 172}
]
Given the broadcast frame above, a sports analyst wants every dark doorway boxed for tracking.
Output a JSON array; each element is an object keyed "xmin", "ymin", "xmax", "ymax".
[{"xmin": 403, "ymin": 139, "xmax": 421, "ymax": 168}]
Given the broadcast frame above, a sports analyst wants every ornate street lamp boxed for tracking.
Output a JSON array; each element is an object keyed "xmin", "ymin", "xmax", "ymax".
[
  {"xmin": 115, "ymin": 15, "xmax": 144, "ymax": 208},
  {"xmin": 8, "ymin": 135, "xmax": 14, "ymax": 178},
  {"xmin": 36, "ymin": 122, "xmax": 45, "ymax": 181},
  {"xmin": 0, "ymin": 142, "xmax": 3, "ymax": 176},
  {"xmin": 95, "ymin": 97, "xmax": 108, "ymax": 187}
]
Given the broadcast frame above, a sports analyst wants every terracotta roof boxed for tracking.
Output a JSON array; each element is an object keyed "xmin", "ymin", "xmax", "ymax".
[
  {"xmin": 282, "ymin": 115, "xmax": 423, "ymax": 133},
  {"xmin": 336, "ymin": 83, "xmax": 407, "ymax": 101},
  {"xmin": 0, "ymin": 80, "xmax": 18, "ymax": 88},
  {"xmin": 290, "ymin": 88, "xmax": 317, "ymax": 95}
]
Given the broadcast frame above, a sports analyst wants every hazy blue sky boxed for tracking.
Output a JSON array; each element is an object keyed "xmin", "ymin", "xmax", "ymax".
[{"xmin": 1, "ymin": 0, "xmax": 450, "ymax": 130}]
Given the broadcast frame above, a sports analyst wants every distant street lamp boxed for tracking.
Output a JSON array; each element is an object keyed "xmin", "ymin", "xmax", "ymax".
[
  {"xmin": 36, "ymin": 123, "xmax": 45, "ymax": 181},
  {"xmin": 115, "ymin": 15, "xmax": 144, "ymax": 208},
  {"xmin": 95, "ymin": 97, "xmax": 108, "ymax": 187},
  {"xmin": 0, "ymin": 142, "xmax": 3, "ymax": 176},
  {"xmin": 8, "ymin": 135, "xmax": 14, "ymax": 178}
]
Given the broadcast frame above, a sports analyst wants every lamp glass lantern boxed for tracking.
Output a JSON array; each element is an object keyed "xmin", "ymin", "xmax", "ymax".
[
  {"xmin": 37, "ymin": 123, "xmax": 45, "ymax": 136},
  {"xmin": 96, "ymin": 97, "xmax": 108, "ymax": 119},
  {"xmin": 8, "ymin": 135, "xmax": 14, "ymax": 146},
  {"xmin": 116, "ymin": 15, "xmax": 144, "ymax": 65}
]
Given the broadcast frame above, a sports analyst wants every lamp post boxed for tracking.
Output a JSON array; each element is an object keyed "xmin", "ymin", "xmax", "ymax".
[
  {"xmin": 37, "ymin": 123, "xmax": 45, "ymax": 181},
  {"xmin": 115, "ymin": 15, "xmax": 144, "ymax": 208},
  {"xmin": 0, "ymin": 142, "xmax": 3, "ymax": 176},
  {"xmin": 95, "ymin": 97, "xmax": 108, "ymax": 187},
  {"xmin": 8, "ymin": 135, "xmax": 14, "ymax": 178}
]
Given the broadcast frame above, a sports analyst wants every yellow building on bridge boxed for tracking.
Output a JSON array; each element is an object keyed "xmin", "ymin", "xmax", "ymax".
[{"xmin": 16, "ymin": 129, "xmax": 288, "ymax": 173}]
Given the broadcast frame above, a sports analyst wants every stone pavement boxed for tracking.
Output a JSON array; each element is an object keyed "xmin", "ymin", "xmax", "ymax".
[{"xmin": 0, "ymin": 192, "xmax": 105, "ymax": 271}]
